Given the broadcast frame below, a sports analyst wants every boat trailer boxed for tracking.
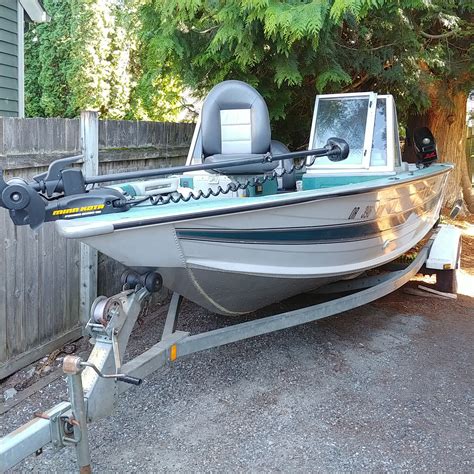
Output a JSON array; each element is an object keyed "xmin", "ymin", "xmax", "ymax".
[{"xmin": 0, "ymin": 225, "xmax": 461, "ymax": 473}]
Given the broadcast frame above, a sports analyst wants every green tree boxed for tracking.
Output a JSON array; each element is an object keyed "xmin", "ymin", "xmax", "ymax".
[
  {"xmin": 24, "ymin": 0, "xmax": 138, "ymax": 119},
  {"xmin": 137, "ymin": 0, "xmax": 473, "ymax": 209}
]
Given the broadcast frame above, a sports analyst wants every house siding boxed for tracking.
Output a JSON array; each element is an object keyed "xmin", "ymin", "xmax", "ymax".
[{"xmin": 0, "ymin": 0, "xmax": 19, "ymax": 117}]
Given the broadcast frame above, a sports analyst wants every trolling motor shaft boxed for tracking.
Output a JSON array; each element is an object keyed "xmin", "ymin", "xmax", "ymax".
[{"xmin": 0, "ymin": 138, "xmax": 349, "ymax": 230}]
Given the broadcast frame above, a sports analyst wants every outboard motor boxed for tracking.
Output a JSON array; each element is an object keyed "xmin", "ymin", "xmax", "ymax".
[{"xmin": 413, "ymin": 127, "xmax": 438, "ymax": 168}]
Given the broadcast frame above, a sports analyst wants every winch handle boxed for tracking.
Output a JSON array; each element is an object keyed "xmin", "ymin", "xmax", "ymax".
[
  {"xmin": 76, "ymin": 359, "xmax": 143, "ymax": 386},
  {"xmin": 116, "ymin": 375, "xmax": 143, "ymax": 386}
]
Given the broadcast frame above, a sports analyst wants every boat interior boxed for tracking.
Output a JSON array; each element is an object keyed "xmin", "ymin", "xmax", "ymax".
[{"xmin": 111, "ymin": 79, "xmax": 431, "ymax": 204}]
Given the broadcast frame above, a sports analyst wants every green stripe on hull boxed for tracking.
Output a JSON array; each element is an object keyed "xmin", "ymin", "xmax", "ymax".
[{"xmin": 303, "ymin": 175, "xmax": 389, "ymax": 190}]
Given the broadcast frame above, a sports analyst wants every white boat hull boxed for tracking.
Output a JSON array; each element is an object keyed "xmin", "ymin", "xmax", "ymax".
[{"xmin": 57, "ymin": 166, "xmax": 450, "ymax": 315}]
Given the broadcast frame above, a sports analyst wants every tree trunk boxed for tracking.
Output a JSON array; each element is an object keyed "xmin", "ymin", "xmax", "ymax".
[{"xmin": 404, "ymin": 88, "xmax": 474, "ymax": 213}]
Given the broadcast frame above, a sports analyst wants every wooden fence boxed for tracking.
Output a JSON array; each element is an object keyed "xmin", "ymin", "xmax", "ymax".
[{"xmin": 0, "ymin": 113, "xmax": 194, "ymax": 378}]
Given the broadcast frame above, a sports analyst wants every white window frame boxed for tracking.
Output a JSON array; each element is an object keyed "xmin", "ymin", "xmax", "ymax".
[
  {"xmin": 367, "ymin": 95, "xmax": 394, "ymax": 173},
  {"xmin": 185, "ymin": 117, "xmax": 202, "ymax": 165}
]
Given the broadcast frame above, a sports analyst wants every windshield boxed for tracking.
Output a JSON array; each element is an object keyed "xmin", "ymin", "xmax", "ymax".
[{"xmin": 312, "ymin": 97, "xmax": 370, "ymax": 166}]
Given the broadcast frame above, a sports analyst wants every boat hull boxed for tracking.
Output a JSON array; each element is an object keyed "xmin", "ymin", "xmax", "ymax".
[{"xmin": 57, "ymin": 166, "xmax": 450, "ymax": 315}]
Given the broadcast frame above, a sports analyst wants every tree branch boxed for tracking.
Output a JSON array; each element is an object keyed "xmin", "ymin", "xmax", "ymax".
[
  {"xmin": 420, "ymin": 29, "xmax": 457, "ymax": 40},
  {"xmin": 335, "ymin": 42, "xmax": 396, "ymax": 51},
  {"xmin": 342, "ymin": 73, "xmax": 369, "ymax": 92}
]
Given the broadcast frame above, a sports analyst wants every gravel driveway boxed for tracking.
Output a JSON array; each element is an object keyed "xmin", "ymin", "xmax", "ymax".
[{"xmin": 1, "ymin": 280, "xmax": 472, "ymax": 472}]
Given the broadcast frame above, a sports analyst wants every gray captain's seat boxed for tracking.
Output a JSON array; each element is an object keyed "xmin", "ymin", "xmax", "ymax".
[{"xmin": 202, "ymin": 80, "xmax": 277, "ymax": 175}]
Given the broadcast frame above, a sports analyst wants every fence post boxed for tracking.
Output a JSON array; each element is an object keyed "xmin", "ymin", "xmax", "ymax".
[{"xmin": 79, "ymin": 111, "xmax": 99, "ymax": 326}]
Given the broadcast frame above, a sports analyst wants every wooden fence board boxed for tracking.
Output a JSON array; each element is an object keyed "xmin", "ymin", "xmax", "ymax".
[
  {"xmin": 0, "ymin": 117, "xmax": 194, "ymax": 379},
  {"xmin": 0, "ymin": 210, "xmax": 7, "ymax": 363}
]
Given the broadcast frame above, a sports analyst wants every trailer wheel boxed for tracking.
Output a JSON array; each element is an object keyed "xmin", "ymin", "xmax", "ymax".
[
  {"xmin": 434, "ymin": 269, "xmax": 458, "ymax": 294},
  {"xmin": 434, "ymin": 240, "xmax": 461, "ymax": 294}
]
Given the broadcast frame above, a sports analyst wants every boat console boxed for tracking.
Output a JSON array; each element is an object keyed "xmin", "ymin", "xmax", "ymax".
[{"xmin": 303, "ymin": 92, "xmax": 403, "ymax": 189}]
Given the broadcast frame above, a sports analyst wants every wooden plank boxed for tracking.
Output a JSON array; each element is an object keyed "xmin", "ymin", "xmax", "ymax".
[
  {"xmin": 101, "ymin": 119, "xmax": 138, "ymax": 148},
  {"xmin": 151, "ymin": 122, "xmax": 165, "ymax": 146},
  {"xmin": 52, "ymin": 225, "xmax": 68, "ymax": 335},
  {"xmin": 5, "ymin": 221, "xmax": 24, "ymax": 358},
  {"xmin": 3, "ymin": 117, "xmax": 38, "ymax": 153},
  {"xmin": 4, "ymin": 152, "xmax": 83, "ymax": 170},
  {"xmin": 79, "ymin": 111, "xmax": 98, "ymax": 325},
  {"xmin": 0, "ymin": 86, "xmax": 18, "ymax": 100},
  {"xmin": 0, "ymin": 209, "xmax": 8, "ymax": 363},
  {"xmin": 66, "ymin": 238, "xmax": 81, "ymax": 330},
  {"xmin": 0, "ymin": 75, "xmax": 17, "ymax": 90},
  {"xmin": 99, "ymin": 145, "xmax": 190, "ymax": 163},
  {"xmin": 64, "ymin": 118, "xmax": 81, "ymax": 151},
  {"xmin": 0, "ymin": 327, "xmax": 82, "ymax": 380},
  {"xmin": 38, "ymin": 218, "xmax": 54, "ymax": 343},
  {"xmin": 137, "ymin": 121, "xmax": 153, "ymax": 147},
  {"xmin": 0, "ymin": 51, "xmax": 18, "ymax": 67},
  {"xmin": 98, "ymin": 119, "xmax": 107, "ymax": 148},
  {"xmin": 0, "ymin": 368, "xmax": 64, "ymax": 415},
  {"xmin": 23, "ymin": 225, "xmax": 39, "ymax": 351},
  {"xmin": 0, "ymin": 29, "xmax": 16, "ymax": 45}
]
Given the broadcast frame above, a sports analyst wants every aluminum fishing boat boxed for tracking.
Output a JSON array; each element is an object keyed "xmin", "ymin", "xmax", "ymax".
[{"xmin": 0, "ymin": 81, "xmax": 452, "ymax": 315}]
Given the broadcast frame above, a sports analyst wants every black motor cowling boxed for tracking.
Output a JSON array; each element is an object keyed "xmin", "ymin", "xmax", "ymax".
[{"xmin": 413, "ymin": 127, "xmax": 438, "ymax": 167}]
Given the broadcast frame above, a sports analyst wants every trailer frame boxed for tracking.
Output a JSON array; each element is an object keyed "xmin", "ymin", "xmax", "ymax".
[{"xmin": 0, "ymin": 227, "xmax": 461, "ymax": 473}]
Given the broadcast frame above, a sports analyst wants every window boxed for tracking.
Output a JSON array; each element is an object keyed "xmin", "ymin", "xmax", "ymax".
[
  {"xmin": 309, "ymin": 92, "xmax": 377, "ymax": 170},
  {"xmin": 312, "ymin": 97, "xmax": 370, "ymax": 167},
  {"xmin": 370, "ymin": 99, "xmax": 387, "ymax": 167}
]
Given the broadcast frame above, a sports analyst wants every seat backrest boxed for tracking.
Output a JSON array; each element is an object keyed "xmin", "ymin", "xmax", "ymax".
[{"xmin": 201, "ymin": 80, "xmax": 271, "ymax": 157}]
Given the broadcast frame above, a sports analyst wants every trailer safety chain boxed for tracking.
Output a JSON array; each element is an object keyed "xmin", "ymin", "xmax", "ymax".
[{"xmin": 129, "ymin": 155, "xmax": 317, "ymax": 208}]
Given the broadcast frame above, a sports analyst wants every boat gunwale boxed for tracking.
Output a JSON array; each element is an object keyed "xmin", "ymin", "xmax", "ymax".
[{"xmin": 111, "ymin": 164, "xmax": 452, "ymax": 231}]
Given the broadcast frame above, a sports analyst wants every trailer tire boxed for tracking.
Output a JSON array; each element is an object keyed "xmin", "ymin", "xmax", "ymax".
[
  {"xmin": 434, "ymin": 240, "xmax": 461, "ymax": 294},
  {"xmin": 434, "ymin": 269, "xmax": 458, "ymax": 294}
]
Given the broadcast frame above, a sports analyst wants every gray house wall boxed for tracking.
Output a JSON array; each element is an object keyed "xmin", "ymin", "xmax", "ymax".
[{"xmin": 0, "ymin": 0, "xmax": 20, "ymax": 117}]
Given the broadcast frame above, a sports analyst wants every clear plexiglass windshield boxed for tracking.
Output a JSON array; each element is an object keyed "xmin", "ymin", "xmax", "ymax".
[{"xmin": 312, "ymin": 97, "xmax": 370, "ymax": 166}]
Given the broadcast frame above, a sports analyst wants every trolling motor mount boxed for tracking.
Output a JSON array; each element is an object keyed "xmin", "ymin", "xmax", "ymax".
[{"xmin": 0, "ymin": 180, "xmax": 130, "ymax": 229}]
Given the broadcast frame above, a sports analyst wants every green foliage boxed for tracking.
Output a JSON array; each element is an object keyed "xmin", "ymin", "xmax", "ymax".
[
  {"xmin": 137, "ymin": 0, "xmax": 473, "ymax": 146},
  {"xmin": 25, "ymin": 0, "xmax": 472, "ymax": 136},
  {"xmin": 25, "ymin": 0, "xmax": 143, "ymax": 119}
]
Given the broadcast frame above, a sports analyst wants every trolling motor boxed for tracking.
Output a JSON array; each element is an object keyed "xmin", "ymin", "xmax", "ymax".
[
  {"xmin": 413, "ymin": 127, "xmax": 438, "ymax": 168},
  {"xmin": 0, "ymin": 137, "xmax": 349, "ymax": 230},
  {"xmin": 0, "ymin": 156, "xmax": 130, "ymax": 229}
]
